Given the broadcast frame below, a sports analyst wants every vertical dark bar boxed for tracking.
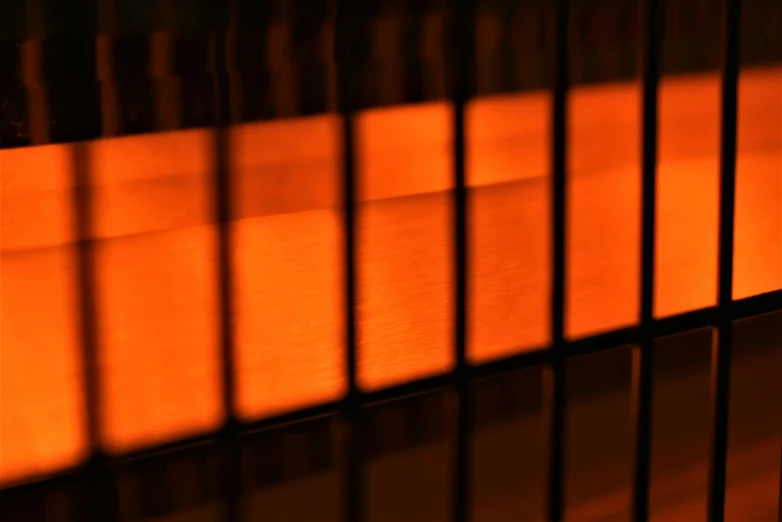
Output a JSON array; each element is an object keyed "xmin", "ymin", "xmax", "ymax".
[
  {"xmin": 65, "ymin": 0, "xmax": 115, "ymax": 516},
  {"xmin": 451, "ymin": 0, "xmax": 470, "ymax": 374},
  {"xmin": 74, "ymin": 143, "xmax": 116, "ymax": 522},
  {"xmin": 632, "ymin": 0, "xmax": 661, "ymax": 519},
  {"xmin": 547, "ymin": 0, "xmax": 569, "ymax": 520},
  {"xmin": 450, "ymin": 0, "xmax": 473, "ymax": 520},
  {"xmin": 211, "ymin": 0, "xmax": 241, "ymax": 520},
  {"xmin": 707, "ymin": 0, "xmax": 740, "ymax": 519},
  {"xmin": 69, "ymin": 40, "xmax": 101, "ymax": 464},
  {"xmin": 335, "ymin": 0, "xmax": 361, "ymax": 520},
  {"xmin": 337, "ymin": 0, "xmax": 358, "ymax": 415}
]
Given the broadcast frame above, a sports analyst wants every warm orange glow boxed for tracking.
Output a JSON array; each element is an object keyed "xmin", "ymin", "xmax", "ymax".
[
  {"xmin": 90, "ymin": 131, "xmax": 222, "ymax": 453},
  {"xmin": 230, "ymin": 118, "xmax": 345, "ymax": 420},
  {"xmin": 1, "ymin": 147, "xmax": 87, "ymax": 483},
  {"xmin": 1, "ymin": 66, "xmax": 779, "ymax": 484}
]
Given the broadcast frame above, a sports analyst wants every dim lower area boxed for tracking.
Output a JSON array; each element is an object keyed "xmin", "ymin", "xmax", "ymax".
[
  {"xmin": 1, "ymin": 311, "xmax": 779, "ymax": 521},
  {"xmin": 0, "ymin": 66, "xmax": 780, "ymax": 484}
]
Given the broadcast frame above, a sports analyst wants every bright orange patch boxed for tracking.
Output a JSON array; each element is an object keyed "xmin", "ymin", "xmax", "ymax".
[{"xmin": 1, "ymin": 67, "xmax": 779, "ymax": 484}]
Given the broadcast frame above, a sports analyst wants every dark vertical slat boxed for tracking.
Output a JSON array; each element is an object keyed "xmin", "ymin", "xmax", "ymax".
[
  {"xmin": 211, "ymin": 0, "xmax": 241, "ymax": 520},
  {"xmin": 337, "ymin": 0, "xmax": 358, "ymax": 416},
  {"xmin": 632, "ymin": 0, "xmax": 661, "ymax": 519},
  {"xmin": 450, "ymin": 0, "xmax": 473, "ymax": 520},
  {"xmin": 708, "ymin": 0, "xmax": 740, "ymax": 519},
  {"xmin": 64, "ymin": 1, "xmax": 115, "ymax": 517},
  {"xmin": 335, "ymin": 0, "xmax": 361, "ymax": 520},
  {"xmin": 38, "ymin": 0, "xmax": 107, "ymax": 518},
  {"xmin": 452, "ymin": 0, "xmax": 470, "ymax": 374},
  {"xmin": 547, "ymin": 0, "xmax": 569, "ymax": 520},
  {"xmin": 73, "ymin": 142, "xmax": 116, "ymax": 522},
  {"xmin": 343, "ymin": 408, "xmax": 363, "ymax": 522},
  {"xmin": 67, "ymin": 30, "xmax": 100, "ymax": 462}
]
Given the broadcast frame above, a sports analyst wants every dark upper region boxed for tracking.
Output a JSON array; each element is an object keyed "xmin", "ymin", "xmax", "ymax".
[{"xmin": 1, "ymin": 0, "xmax": 780, "ymax": 148}]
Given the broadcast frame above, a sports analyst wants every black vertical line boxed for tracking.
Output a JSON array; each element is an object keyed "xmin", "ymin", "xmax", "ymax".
[
  {"xmin": 73, "ymin": 143, "xmax": 115, "ymax": 522},
  {"xmin": 452, "ymin": 0, "xmax": 470, "ymax": 375},
  {"xmin": 71, "ymin": 31, "xmax": 101, "ymax": 470},
  {"xmin": 632, "ymin": 0, "xmax": 661, "ymax": 519},
  {"xmin": 547, "ymin": 0, "xmax": 569, "ymax": 520},
  {"xmin": 68, "ymin": 3, "xmax": 115, "ymax": 518},
  {"xmin": 211, "ymin": 0, "xmax": 241, "ymax": 520},
  {"xmin": 337, "ymin": 0, "xmax": 358, "ymax": 412},
  {"xmin": 336, "ymin": 0, "xmax": 361, "ymax": 520},
  {"xmin": 708, "ymin": 0, "xmax": 740, "ymax": 519},
  {"xmin": 451, "ymin": 0, "xmax": 473, "ymax": 520}
]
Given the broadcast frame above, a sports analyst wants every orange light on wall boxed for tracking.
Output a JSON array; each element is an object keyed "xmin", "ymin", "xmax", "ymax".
[
  {"xmin": 0, "ymin": 67, "xmax": 779, "ymax": 486},
  {"xmin": 88, "ymin": 130, "xmax": 223, "ymax": 453},
  {"xmin": 229, "ymin": 117, "xmax": 345, "ymax": 420},
  {"xmin": 357, "ymin": 103, "xmax": 456, "ymax": 391},
  {"xmin": 467, "ymin": 91, "xmax": 552, "ymax": 363},
  {"xmin": 1, "ymin": 145, "xmax": 87, "ymax": 482},
  {"xmin": 734, "ymin": 69, "xmax": 782, "ymax": 300}
]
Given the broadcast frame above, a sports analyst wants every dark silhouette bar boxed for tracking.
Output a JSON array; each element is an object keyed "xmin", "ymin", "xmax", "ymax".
[
  {"xmin": 210, "ymin": 0, "xmax": 242, "ymax": 520},
  {"xmin": 336, "ymin": 0, "xmax": 362, "ymax": 520},
  {"xmin": 547, "ymin": 0, "xmax": 570, "ymax": 520},
  {"xmin": 66, "ymin": 1, "xmax": 114, "ymax": 519},
  {"xmin": 708, "ymin": 0, "xmax": 741, "ymax": 519},
  {"xmin": 633, "ymin": 0, "xmax": 661, "ymax": 519},
  {"xmin": 449, "ymin": 0, "xmax": 474, "ymax": 520},
  {"xmin": 73, "ymin": 141, "xmax": 118, "ymax": 522}
]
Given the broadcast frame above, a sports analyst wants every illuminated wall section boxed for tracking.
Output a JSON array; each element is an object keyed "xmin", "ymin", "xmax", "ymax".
[
  {"xmin": 734, "ymin": 68, "xmax": 782, "ymax": 300},
  {"xmin": 656, "ymin": 67, "xmax": 782, "ymax": 315},
  {"xmin": 656, "ymin": 73, "xmax": 721, "ymax": 318},
  {"xmin": 357, "ymin": 104, "xmax": 455, "ymax": 390},
  {"xmin": 467, "ymin": 91, "xmax": 551, "ymax": 363},
  {"xmin": 567, "ymin": 81, "xmax": 642, "ymax": 338},
  {"xmin": 1, "ymin": 145, "xmax": 87, "ymax": 482},
  {"xmin": 87, "ymin": 130, "xmax": 222, "ymax": 453},
  {"xmin": 1, "ymin": 67, "xmax": 780, "ymax": 486},
  {"xmin": 229, "ymin": 116, "xmax": 345, "ymax": 419}
]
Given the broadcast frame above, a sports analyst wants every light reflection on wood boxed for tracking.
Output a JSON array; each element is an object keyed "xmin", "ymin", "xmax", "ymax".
[{"xmin": 0, "ymin": 67, "xmax": 779, "ymax": 483}]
